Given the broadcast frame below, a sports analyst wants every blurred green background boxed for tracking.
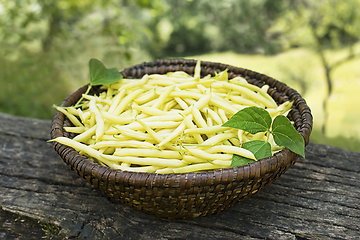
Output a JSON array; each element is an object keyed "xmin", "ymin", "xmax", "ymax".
[{"xmin": 1, "ymin": 0, "xmax": 360, "ymax": 152}]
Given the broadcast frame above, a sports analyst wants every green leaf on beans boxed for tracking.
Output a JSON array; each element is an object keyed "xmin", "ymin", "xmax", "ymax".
[
  {"xmin": 222, "ymin": 106, "xmax": 272, "ymax": 134},
  {"xmin": 242, "ymin": 140, "xmax": 272, "ymax": 160},
  {"xmin": 230, "ymin": 140, "xmax": 272, "ymax": 168},
  {"xmin": 231, "ymin": 154, "xmax": 255, "ymax": 168},
  {"xmin": 272, "ymin": 115, "xmax": 305, "ymax": 158},
  {"xmin": 89, "ymin": 58, "xmax": 123, "ymax": 86}
]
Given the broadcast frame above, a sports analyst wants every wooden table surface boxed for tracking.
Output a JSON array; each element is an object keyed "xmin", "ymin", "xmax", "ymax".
[{"xmin": 0, "ymin": 112, "xmax": 359, "ymax": 240}]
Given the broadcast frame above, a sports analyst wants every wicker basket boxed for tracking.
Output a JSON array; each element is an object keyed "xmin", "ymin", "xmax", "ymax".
[{"xmin": 50, "ymin": 59, "xmax": 313, "ymax": 219}]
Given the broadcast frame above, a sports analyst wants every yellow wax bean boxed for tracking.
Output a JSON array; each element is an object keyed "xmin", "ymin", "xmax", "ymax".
[
  {"xmin": 169, "ymin": 90, "xmax": 203, "ymax": 100},
  {"xmin": 101, "ymin": 110, "xmax": 145, "ymax": 125},
  {"xmin": 238, "ymin": 130, "xmax": 244, "ymax": 143},
  {"xmin": 89, "ymin": 98, "xmax": 105, "ymax": 140},
  {"xmin": 132, "ymin": 105, "xmax": 176, "ymax": 116},
  {"xmin": 209, "ymin": 95, "xmax": 238, "ymax": 115},
  {"xmin": 207, "ymin": 116, "xmax": 213, "ymax": 127},
  {"xmin": 92, "ymin": 140, "xmax": 154, "ymax": 149},
  {"xmin": 200, "ymin": 132, "xmax": 237, "ymax": 146},
  {"xmin": 119, "ymin": 166, "xmax": 158, "ymax": 173},
  {"xmin": 191, "ymin": 107, "xmax": 208, "ymax": 129},
  {"xmin": 228, "ymin": 137, "xmax": 240, "ymax": 146},
  {"xmin": 109, "ymin": 126, "xmax": 154, "ymax": 142},
  {"xmin": 258, "ymin": 84, "xmax": 278, "ymax": 107},
  {"xmin": 102, "ymin": 147, "xmax": 116, "ymax": 155},
  {"xmin": 182, "ymin": 155, "xmax": 209, "ymax": 163},
  {"xmin": 146, "ymin": 79, "xmax": 177, "ymax": 86},
  {"xmin": 167, "ymin": 71, "xmax": 190, "ymax": 78},
  {"xmin": 152, "ymin": 86, "xmax": 173, "ymax": 109},
  {"xmin": 133, "ymin": 104, "xmax": 192, "ymax": 116},
  {"xmin": 81, "ymin": 111, "xmax": 91, "ymax": 123},
  {"xmin": 108, "ymin": 79, "xmax": 139, "ymax": 89},
  {"xmin": 114, "ymin": 148, "xmax": 182, "ymax": 159},
  {"xmin": 194, "ymin": 59, "xmax": 201, "ymax": 79},
  {"xmin": 65, "ymin": 107, "xmax": 80, "ymax": 116},
  {"xmin": 134, "ymin": 90, "xmax": 157, "ymax": 105},
  {"xmin": 202, "ymin": 107, "xmax": 223, "ymax": 125},
  {"xmin": 50, "ymin": 137, "xmax": 102, "ymax": 159},
  {"xmin": 217, "ymin": 108, "xmax": 229, "ymax": 123},
  {"xmin": 99, "ymin": 134, "xmax": 130, "ymax": 141},
  {"xmin": 56, "ymin": 107, "xmax": 83, "ymax": 127},
  {"xmin": 82, "ymin": 94, "xmax": 112, "ymax": 105},
  {"xmin": 135, "ymin": 119, "xmax": 165, "ymax": 143},
  {"xmin": 118, "ymin": 74, "xmax": 149, "ymax": 91},
  {"xmin": 107, "ymin": 89, "xmax": 126, "ymax": 114},
  {"xmin": 229, "ymin": 78, "xmax": 276, "ymax": 106},
  {"xmin": 212, "ymin": 160, "xmax": 232, "ymax": 167},
  {"xmin": 175, "ymin": 79, "xmax": 214, "ymax": 90},
  {"xmin": 203, "ymin": 145, "xmax": 256, "ymax": 160},
  {"xmin": 193, "ymin": 92, "xmax": 211, "ymax": 111},
  {"xmin": 174, "ymin": 97, "xmax": 189, "ymax": 110},
  {"xmin": 228, "ymin": 95, "xmax": 262, "ymax": 107},
  {"xmin": 173, "ymin": 162, "xmax": 227, "ymax": 173},
  {"xmin": 149, "ymin": 74, "xmax": 198, "ymax": 82},
  {"xmin": 73, "ymin": 125, "xmax": 96, "ymax": 143},
  {"xmin": 251, "ymin": 131, "xmax": 267, "ymax": 141},
  {"xmin": 126, "ymin": 120, "xmax": 181, "ymax": 131},
  {"xmin": 139, "ymin": 114, "xmax": 184, "ymax": 122},
  {"xmin": 180, "ymin": 114, "xmax": 203, "ymax": 144},
  {"xmin": 187, "ymin": 148, "xmax": 233, "ymax": 161},
  {"xmin": 196, "ymin": 84, "xmax": 208, "ymax": 93},
  {"xmin": 163, "ymin": 100, "xmax": 177, "ymax": 111},
  {"xmin": 102, "ymin": 155, "xmax": 188, "ymax": 168},
  {"xmin": 158, "ymin": 120, "xmax": 186, "ymax": 148},
  {"xmin": 217, "ymin": 82, "xmax": 277, "ymax": 108},
  {"xmin": 184, "ymin": 125, "xmax": 230, "ymax": 134},
  {"xmin": 106, "ymin": 87, "xmax": 114, "ymax": 100},
  {"xmin": 89, "ymin": 112, "xmax": 96, "ymax": 128},
  {"xmin": 155, "ymin": 168, "xmax": 175, "ymax": 174},
  {"xmin": 77, "ymin": 108, "xmax": 87, "ymax": 123},
  {"xmin": 64, "ymin": 126, "xmax": 86, "ymax": 133},
  {"xmin": 112, "ymin": 89, "xmax": 145, "ymax": 116}
]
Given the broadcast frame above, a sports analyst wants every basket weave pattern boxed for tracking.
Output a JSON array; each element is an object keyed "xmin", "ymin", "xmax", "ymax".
[{"xmin": 51, "ymin": 59, "xmax": 312, "ymax": 219}]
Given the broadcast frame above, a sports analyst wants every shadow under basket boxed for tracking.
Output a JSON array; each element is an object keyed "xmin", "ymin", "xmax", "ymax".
[{"xmin": 50, "ymin": 59, "xmax": 313, "ymax": 219}]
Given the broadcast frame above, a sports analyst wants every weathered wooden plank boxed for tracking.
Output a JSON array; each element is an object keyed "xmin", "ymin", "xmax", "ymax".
[{"xmin": 0, "ymin": 113, "xmax": 359, "ymax": 239}]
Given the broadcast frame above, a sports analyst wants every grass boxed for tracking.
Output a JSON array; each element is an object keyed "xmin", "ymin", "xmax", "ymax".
[{"xmin": 187, "ymin": 46, "xmax": 360, "ymax": 152}]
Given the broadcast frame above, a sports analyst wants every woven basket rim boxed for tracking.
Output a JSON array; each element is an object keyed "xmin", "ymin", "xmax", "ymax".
[{"xmin": 50, "ymin": 58, "xmax": 312, "ymax": 185}]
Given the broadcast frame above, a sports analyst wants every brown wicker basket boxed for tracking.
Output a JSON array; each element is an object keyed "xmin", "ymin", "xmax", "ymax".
[{"xmin": 50, "ymin": 59, "xmax": 312, "ymax": 219}]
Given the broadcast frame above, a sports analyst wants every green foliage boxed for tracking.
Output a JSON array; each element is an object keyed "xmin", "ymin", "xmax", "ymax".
[
  {"xmin": 0, "ymin": 52, "xmax": 70, "ymax": 119},
  {"xmin": 271, "ymin": 0, "xmax": 360, "ymax": 50},
  {"xmin": 41, "ymin": 222, "xmax": 61, "ymax": 239},
  {"xmin": 241, "ymin": 140, "xmax": 272, "ymax": 160},
  {"xmin": 89, "ymin": 58, "xmax": 122, "ymax": 86},
  {"xmin": 222, "ymin": 107, "xmax": 272, "ymax": 134},
  {"xmin": 272, "ymin": 115, "xmax": 305, "ymax": 157},
  {"xmin": 231, "ymin": 154, "xmax": 255, "ymax": 167},
  {"xmin": 223, "ymin": 106, "xmax": 305, "ymax": 167},
  {"xmin": 197, "ymin": 0, "xmax": 286, "ymax": 55}
]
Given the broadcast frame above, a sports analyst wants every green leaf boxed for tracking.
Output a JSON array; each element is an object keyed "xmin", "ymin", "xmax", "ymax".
[
  {"xmin": 272, "ymin": 115, "xmax": 305, "ymax": 158},
  {"xmin": 222, "ymin": 106, "xmax": 272, "ymax": 134},
  {"xmin": 242, "ymin": 140, "xmax": 272, "ymax": 160},
  {"xmin": 231, "ymin": 154, "xmax": 255, "ymax": 168},
  {"xmin": 89, "ymin": 58, "xmax": 123, "ymax": 86}
]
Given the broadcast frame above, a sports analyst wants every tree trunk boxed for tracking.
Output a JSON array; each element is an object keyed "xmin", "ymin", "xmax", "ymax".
[
  {"xmin": 317, "ymin": 50, "xmax": 333, "ymax": 136},
  {"xmin": 42, "ymin": 10, "xmax": 61, "ymax": 52}
]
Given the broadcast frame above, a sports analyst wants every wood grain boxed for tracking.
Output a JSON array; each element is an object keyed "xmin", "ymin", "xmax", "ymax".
[{"xmin": 0, "ymin": 112, "xmax": 359, "ymax": 239}]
